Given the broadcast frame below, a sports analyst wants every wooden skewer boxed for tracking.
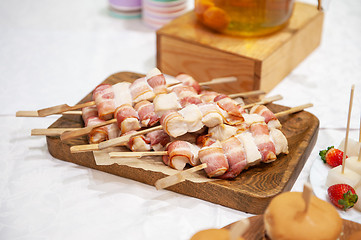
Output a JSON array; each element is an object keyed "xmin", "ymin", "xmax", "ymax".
[
  {"xmin": 302, "ymin": 182, "xmax": 313, "ymax": 212},
  {"xmin": 71, "ymin": 144, "xmax": 100, "ymax": 153},
  {"xmin": 154, "ymin": 163, "xmax": 208, "ymax": 190},
  {"xmin": 243, "ymin": 94, "xmax": 283, "ymax": 108},
  {"xmin": 358, "ymin": 145, "xmax": 361, "ymax": 162},
  {"xmin": 98, "ymin": 125, "xmax": 163, "ymax": 150},
  {"xmin": 359, "ymin": 111, "xmax": 361, "ymax": 142},
  {"xmin": 69, "ymin": 125, "xmax": 163, "ymax": 153},
  {"xmin": 60, "ymin": 119, "xmax": 117, "ymax": 140},
  {"xmin": 109, "ymin": 151, "xmax": 168, "ymax": 158},
  {"xmin": 16, "ymin": 110, "xmax": 83, "ymax": 117},
  {"xmin": 37, "ymin": 101, "xmax": 95, "ymax": 117},
  {"xmin": 229, "ymin": 218, "xmax": 250, "ymax": 240},
  {"xmin": 342, "ymin": 84, "xmax": 355, "ymax": 174},
  {"xmin": 274, "ymin": 103, "xmax": 313, "ymax": 118},
  {"xmin": 31, "ymin": 128, "xmax": 80, "ymax": 136}
]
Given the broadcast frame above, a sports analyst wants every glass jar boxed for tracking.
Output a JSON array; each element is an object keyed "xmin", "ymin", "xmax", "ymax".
[{"xmin": 194, "ymin": 0, "xmax": 296, "ymax": 37}]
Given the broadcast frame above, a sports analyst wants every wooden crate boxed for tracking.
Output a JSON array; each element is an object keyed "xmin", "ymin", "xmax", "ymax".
[{"xmin": 156, "ymin": 2, "xmax": 324, "ymax": 94}]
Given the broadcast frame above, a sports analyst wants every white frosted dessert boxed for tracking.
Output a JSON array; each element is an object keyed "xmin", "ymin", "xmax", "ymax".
[
  {"xmin": 326, "ymin": 165, "xmax": 361, "ymax": 188},
  {"xmin": 345, "ymin": 156, "xmax": 361, "ymax": 175}
]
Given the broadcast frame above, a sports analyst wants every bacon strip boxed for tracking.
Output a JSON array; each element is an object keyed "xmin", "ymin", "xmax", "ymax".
[
  {"xmin": 153, "ymin": 92, "xmax": 182, "ymax": 117},
  {"xmin": 163, "ymin": 141, "xmax": 194, "ymax": 170},
  {"xmin": 112, "ymin": 82, "xmax": 132, "ymax": 107},
  {"xmin": 214, "ymin": 94, "xmax": 246, "ymax": 118},
  {"xmin": 87, "ymin": 116, "xmax": 108, "ymax": 144},
  {"xmin": 146, "ymin": 68, "xmax": 167, "ymax": 95},
  {"xmin": 123, "ymin": 131, "xmax": 151, "ymax": 152},
  {"xmin": 178, "ymin": 104, "xmax": 204, "ymax": 132},
  {"xmin": 129, "ymin": 77, "xmax": 155, "ymax": 104},
  {"xmin": 160, "ymin": 110, "xmax": 188, "ymax": 138},
  {"xmin": 250, "ymin": 122, "xmax": 277, "ymax": 163},
  {"xmin": 219, "ymin": 137, "xmax": 247, "ymax": 179},
  {"xmin": 197, "ymin": 102, "xmax": 224, "ymax": 128},
  {"xmin": 175, "ymin": 73, "xmax": 201, "ymax": 94},
  {"xmin": 250, "ymin": 105, "xmax": 281, "ymax": 129},
  {"xmin": 134, "ymin": 100, "xmax": 159, "ymax": 128},
  {"xmin": 200, "ymin": 90, "xmax": 219, "ymax": 103},
  {"xmin": 146, "ymin": 130, "xmax": 171, "ymax": 151},
  {"xmin": 82, "ymin": 104, "xmax": 98, "ymax": 125},
  {"xmin": 171, "ymin": 86, "xmax": 202, "ymax": 108},
  {"xmin": 198, "ymin": 141, "xmax": 229, "ymax": 178},
  {"xmin": 114, "ymin": 104, "xmax": 141, "ymax": 134},
  {"xmin": 92, "ymin": 84, "xmax": 116, "ymax": 120},
  {"xmin": 269, "ymin": 128, "xmax": 289, "ymax": 155}
]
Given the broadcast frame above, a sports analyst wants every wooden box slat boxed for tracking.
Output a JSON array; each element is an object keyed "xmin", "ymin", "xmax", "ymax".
[
  {"xmin": 46, "ymin": 72, "xmax": 319, "ymax": 214},
  {"xmin": 156, "ymin": 2, "xmax": 324, "ymax": 94}
]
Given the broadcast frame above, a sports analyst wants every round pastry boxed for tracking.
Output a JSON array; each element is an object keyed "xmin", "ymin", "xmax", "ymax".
[
  {"xmin": 348, "ymin": 230, "xmax": 361, "ymax": 240},
  {"xmin": 190, "ymin": 228, "xmax": 244, "ymax": 240},
  {"xmin": 264, "ymin": 191, "xmax": 343, "ymax": 240}
]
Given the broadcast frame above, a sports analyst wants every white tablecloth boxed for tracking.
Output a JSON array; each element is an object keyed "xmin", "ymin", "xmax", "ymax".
[{"xmin": 1, "ymin": 0, "xmax": 361, "ymax": 239}]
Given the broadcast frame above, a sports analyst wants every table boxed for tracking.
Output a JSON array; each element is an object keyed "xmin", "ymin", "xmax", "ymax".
[{"xmin": 1, "ymin": 0, "xmax": 360, "ymax": 239}]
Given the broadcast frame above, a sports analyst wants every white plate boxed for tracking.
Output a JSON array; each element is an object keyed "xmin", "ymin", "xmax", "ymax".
[{"xmin": 309, "ymin": 156, "xmax": 361, "ymax": 223}]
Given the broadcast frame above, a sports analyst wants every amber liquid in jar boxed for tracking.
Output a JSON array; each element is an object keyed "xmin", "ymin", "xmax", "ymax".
[{"xmin": 195, "ymin": 0, "xmax": 295, "ymax": 37}]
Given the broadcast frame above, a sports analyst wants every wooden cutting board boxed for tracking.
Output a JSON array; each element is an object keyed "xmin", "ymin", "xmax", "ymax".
[
  {"xmin": 223, "ymin": 215, "xmax": 361, "ymax": 240},
  {"xmin": 46, "ymin": 71, "xmax": 319, "ymax": 214}
]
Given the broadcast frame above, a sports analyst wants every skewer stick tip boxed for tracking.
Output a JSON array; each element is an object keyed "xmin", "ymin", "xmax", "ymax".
[
  {"xmin": 155, "ymin": 163, "xmax": 207, "ymax": 190},
  {"xmin": 229, "ymin": 218, "xmax": 250, "ymax": 240},
  {"xmin": 302, "ymin": 182, "xmax": 313, "ymax": 213}
]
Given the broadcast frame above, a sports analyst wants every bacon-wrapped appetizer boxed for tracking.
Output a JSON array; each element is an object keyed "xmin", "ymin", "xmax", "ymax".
[
  {"xmin": 86, "ymin": 117, "xmax": 109, "ymax": 144},
  {"xmin": 171, "ymin": 85, "xmax": 202, "ymax": 107},
  {"xmin": 124, "ymin": 131, "xmax": 151, "ymax": 152},
  {"xmin": 250, "ymin": 104, "xmax": 281, "ymax": 129},
  {"xmin": 82, "ymin": 104, "xmax": 98, "ymax": 124},
  {"xmin": 129, "ymin": 77, "xmax": 156, "ymax": 104},
  {"xmin": 199, "ymin": 141, "xmax": 229, "ymax": 178},
  {"xmin": 235, "ymin": 132, "xmax": 262, "ymax": 166},
  {"xmin": 197, "ymin": 102, "xmax": 224, "ymax": 128},
  {"xmin": 162, "ymin": 140, "xmax": 200, "ymax": 170},
  {"xmin": 146, "ymin": 130, "xmax": 171, "ymax": 151},
  {"xmin": 178, "ymin": 104, "xmax": 204, "ymax": 133},
  {"xmin": 199, "ymin": 90, "xmax": 220, "ymax": 103},
  {"xmin": 146, "ymin": 68, "xmax": 167, "ymax": 95},
  {"xmin": 269, "ymin": 128, "xmax": 289, "ymax": 155},
  {"xmin": 175, "ymin": 73, "xmax": 202, "ymax": 94},
  {"xmin": 82, "ymin": 104, "xmax": 120, "ymax": 143},
  {"xmin": 250, "ymin": 122, "xmax": 277, "ymax": 163},
  {"xmin": 92, "ymin": 84, "xmax": 116, "ymax": 120},
  {"xmin": 214, "ymin": 94, "xmax": 246, "ymax": 118},
  {"xmin": 112, "ymin": 82, "xmax": 132, "ymax": 107},
  {"xmin": 219, "ymin": 136, "xmax": 247, "ymax": 179},
  {"xmin": 134, "ymin": 100, "xmax": 159, "ymax": 128},
  {"xmin": 153, "ymin": 92, "xmax": 182, "ymax": 117},
  {"xmin": 160, "ymin": 110, "xmax": 188, "ymax": 138},
  {"xmin": 114, "ymin": 103, "xmax": 141, "ymax": 135}
]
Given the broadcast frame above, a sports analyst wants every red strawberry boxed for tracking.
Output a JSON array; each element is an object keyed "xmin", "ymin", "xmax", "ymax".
[
  {"xmin": 327, "ymin": 184, "xmax": 358, "ymax": 210},
  {"xmin": 319, "ymin": 146, "xmax": 347, "ymax": 167}
]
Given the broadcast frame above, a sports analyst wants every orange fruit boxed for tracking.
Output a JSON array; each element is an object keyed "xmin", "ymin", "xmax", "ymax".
[{"xmin": 202, "ymin": 6, "xmax": 231, "ymax": 32}]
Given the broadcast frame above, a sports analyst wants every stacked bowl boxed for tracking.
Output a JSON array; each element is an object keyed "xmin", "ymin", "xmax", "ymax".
[
  {"xmin": 108, "ymin": 0, "xmax": 142, "ymax": 19},
  {"xmin": 142, "ymin": 0, "xmax": 188, "ymax": 29}
]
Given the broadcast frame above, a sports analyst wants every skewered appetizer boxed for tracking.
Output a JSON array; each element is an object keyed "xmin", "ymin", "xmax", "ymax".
[
  {"xmin": 29, "ymin": 68, "xmax": 312, "ymax": 182},
  {"xmin": 78, "ymin": 72, "xmax": 292, "ymax": 180}
]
